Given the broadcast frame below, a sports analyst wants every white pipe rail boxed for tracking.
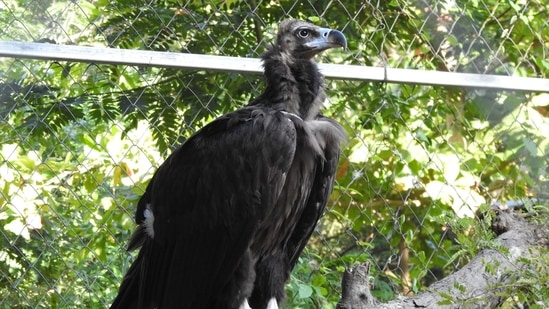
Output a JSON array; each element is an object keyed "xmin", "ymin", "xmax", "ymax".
[{"xmin": 1, "ymin": 41, "xmax": 548, "ymax": 92}]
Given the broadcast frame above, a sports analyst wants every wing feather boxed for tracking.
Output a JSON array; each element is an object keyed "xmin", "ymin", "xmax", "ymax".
[
  {"xmin": 287, "ymin": 117, "xmax": 347, "ymax": 267},
  {"xmin": 111, "ymin": 107, "xmax": 298, "ymax": 309}
]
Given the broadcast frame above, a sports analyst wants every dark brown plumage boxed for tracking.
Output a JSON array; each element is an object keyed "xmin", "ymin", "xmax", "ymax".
[{"xmin": 110, "ymin": 19, "xmax": 346, "ymax": 309}]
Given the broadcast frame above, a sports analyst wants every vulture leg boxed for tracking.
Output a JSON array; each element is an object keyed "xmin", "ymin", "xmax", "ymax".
[
  {"xmin": 266, "ymin": 298, "xmax": 279, "ymax": 309},
  {"xmin": 249, "ymin": 254, "xmax": 288, "ymax": 308},
  {"xmin": 239, "ymin": 299, "xmax": 252, "ymax": 309}
]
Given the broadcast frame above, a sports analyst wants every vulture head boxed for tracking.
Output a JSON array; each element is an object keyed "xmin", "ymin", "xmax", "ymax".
[
  {"xmin": 275, "ymin": 19, "xmax": 347, "ymax": 60},
  {"xmin": 254, "ymin": 20, "xmax": 346, "ymax": 118}
]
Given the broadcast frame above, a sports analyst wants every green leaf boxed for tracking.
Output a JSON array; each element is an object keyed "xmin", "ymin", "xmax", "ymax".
[
  {"xmin": 16, "ymin": 155, "xmax": 36, "ymax": 170},
  {"xmin": 297, "ymin": 284, "xmax": 313, "ymax": 299}
]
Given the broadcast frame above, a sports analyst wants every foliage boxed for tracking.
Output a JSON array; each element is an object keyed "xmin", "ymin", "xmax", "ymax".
[
  {"xmin": 502, "ymin": 246, "xmax": 549, "ymax": 308},
  {"xmin": 0, "ymin": 120, "xmax": 160, "ymax": 307},
  {"xmin": 0, "ymin": 0, "xmax": 548, "ymax": 307}
]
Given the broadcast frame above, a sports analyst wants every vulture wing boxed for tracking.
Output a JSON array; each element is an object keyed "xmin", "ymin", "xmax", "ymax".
[
  {"xmin": 286, "ymin": 117, "xmax": 345, "ymax": 268},
  {"xmin": 110, "ymin": 107, "xmax": 298, "ymax": 308}
]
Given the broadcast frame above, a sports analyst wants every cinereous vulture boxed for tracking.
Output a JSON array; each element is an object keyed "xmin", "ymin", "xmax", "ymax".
[{"xmin": 111, "ymin": 19, "xmax": 347, "ymax": 309}]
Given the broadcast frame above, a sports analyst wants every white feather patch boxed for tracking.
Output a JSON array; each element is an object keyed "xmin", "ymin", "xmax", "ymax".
[
  {"xmin": 239, "ymin": 299, "xmax": 252, "ymax": 309},
  {"xmin": 143, "ymin": 204, "xmax": 155, "ymax": 238},
  {"xmin": 266, "ymin": 298, "xmax": 279, "ymax": 309},
  {"xmin": 280, "ymin": 110, "xmax": 303, "ymax": 121}
]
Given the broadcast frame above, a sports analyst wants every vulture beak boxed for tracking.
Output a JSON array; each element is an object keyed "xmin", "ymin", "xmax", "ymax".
[{"xmin": 304, "ymin": 27, "xmax": 347, "ymax": 56}]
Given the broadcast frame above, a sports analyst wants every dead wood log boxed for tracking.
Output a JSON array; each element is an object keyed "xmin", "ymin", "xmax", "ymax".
[{"xmin": 337, "ymin": 210, "xmax": 547, "ymax": 309}]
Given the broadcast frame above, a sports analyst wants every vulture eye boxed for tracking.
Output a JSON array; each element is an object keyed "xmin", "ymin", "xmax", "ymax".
[{"xmin": 297, "ymin": 29, "xmax": 310, "ymax": 38}]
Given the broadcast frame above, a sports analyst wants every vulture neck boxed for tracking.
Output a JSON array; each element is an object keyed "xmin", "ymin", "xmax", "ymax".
[{"xmin": 254, "ymin": 49, "xmax": 326, "ymax": 121}]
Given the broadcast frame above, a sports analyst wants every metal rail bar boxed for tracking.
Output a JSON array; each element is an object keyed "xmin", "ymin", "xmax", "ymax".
[{"xmin": 1, "ymin": 41, "xmax": 548, "ymax": 92}]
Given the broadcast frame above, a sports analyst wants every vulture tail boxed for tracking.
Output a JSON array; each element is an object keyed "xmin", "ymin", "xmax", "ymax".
[
  {"xmin": 109, "ymin": 256, "xmax": 142, "ymax": 308},
  {"xmin": 110, "ymin": 238, "xmax": 159, "ymax": 309}
]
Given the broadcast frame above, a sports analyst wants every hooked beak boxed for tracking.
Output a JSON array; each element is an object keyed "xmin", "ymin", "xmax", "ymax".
[{"xmin": 303, "ymin": 27, "xmax": 347, "ymax": 56}]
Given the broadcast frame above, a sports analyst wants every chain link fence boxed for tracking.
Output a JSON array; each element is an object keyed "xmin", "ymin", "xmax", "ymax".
[{"xmin": 1, "ymin": 0, "xmax": 548, "ymax": 308}]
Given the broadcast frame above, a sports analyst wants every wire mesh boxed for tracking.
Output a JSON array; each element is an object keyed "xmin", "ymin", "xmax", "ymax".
[{"xmin": 1, "ymin": 0, "xmax": 548, "ymax": 308}]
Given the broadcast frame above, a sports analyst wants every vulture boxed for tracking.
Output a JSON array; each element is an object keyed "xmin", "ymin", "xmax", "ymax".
[{"xmin": 110, "ymin": 19, "xmax": 347, "ymax": 309}]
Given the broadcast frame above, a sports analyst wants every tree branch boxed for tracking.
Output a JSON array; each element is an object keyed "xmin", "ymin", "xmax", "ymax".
[{"xmin": 337, "ymin": 210, "xmax": 546, "ymax": 308}]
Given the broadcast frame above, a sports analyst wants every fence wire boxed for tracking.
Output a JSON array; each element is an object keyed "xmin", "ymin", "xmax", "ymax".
[{"xmin": 1, "ymin": 0, "xmax": 548, "ymax": 308}]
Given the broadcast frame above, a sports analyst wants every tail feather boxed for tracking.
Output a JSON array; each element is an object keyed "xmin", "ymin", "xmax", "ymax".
[
  {"xmin": 110, "ymin": 257, "xmax": 141, "ymax": 308},
  {"xmin": 110, "ymin": 241, "xmax": 159, "ymax": 309}
]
